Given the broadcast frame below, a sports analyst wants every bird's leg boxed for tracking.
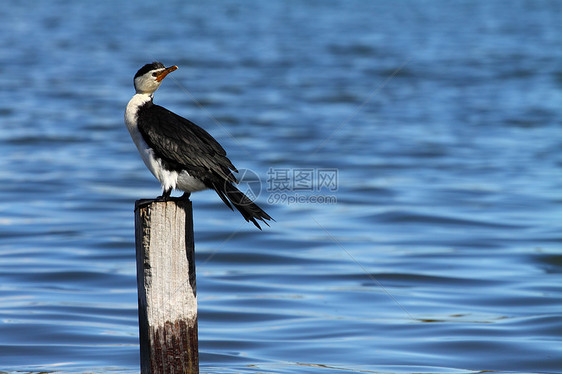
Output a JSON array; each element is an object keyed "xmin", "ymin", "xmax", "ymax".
[
  {"xmin": 157, "ymin": 188, "xmax": 172, "ymax": 202},
  {"xmin": 162, "ymin": 188, "xmax": 172, "ymax": 200},
  {"xmin": 180, "ymin": 192, "xmax": 191, "ymax": 200},
  {"xmin": 163, "ymin": 188, "xmax": 172, "ymax": 199}
]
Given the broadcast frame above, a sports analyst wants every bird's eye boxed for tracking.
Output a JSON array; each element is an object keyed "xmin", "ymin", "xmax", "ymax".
[{"xmin": 152, "ymin": 72, "xmax": 158, "ymax": 77}]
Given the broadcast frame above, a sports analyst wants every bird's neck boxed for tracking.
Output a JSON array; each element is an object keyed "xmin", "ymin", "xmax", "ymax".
[
  {"xmin": 125, "ymin": 93, "xmax": 153, "ymax": 130},
  {"xmin": 133, "ymin": 92, "xmax": 154, "ymax": 103},
  {"xmin": 127, "ymin": 93, "xmax": 153, "ymax": 113}
]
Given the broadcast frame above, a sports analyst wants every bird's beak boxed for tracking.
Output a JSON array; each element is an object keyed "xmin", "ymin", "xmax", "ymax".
[{"xmin": 156, "ymin": 65, "xmax": 178, "ymax": 82}]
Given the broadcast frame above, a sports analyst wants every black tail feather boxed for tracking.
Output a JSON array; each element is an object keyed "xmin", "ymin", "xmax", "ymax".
[{"xmin": 213, "ymin": 182, "xmax": 273, "ymax": 230}]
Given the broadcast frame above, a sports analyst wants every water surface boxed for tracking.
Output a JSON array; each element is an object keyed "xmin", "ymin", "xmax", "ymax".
[{"xmin": 0, "ymin": 1, "xmax": 561, "ymax": 373}]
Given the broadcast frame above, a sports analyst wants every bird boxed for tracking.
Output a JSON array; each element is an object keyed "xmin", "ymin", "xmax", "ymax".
[{"xmin": 124, "ymin": 62, "xmax": 272, "ymax": 229}]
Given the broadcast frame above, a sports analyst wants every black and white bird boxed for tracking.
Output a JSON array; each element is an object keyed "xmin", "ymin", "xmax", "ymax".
[{"xmin": 125, "ymin": 62, "xmax": 272, "ymax": 229}]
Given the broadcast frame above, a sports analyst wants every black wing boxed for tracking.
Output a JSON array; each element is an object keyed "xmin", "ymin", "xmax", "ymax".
[{"xmin": 137, "ymin": 103, "xmax": 238, "ymax": 184}]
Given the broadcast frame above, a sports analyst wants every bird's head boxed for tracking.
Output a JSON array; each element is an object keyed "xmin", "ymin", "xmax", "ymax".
[{"xmin": 133, "ymin": 62, "xmax": 178, "ymax": 94}]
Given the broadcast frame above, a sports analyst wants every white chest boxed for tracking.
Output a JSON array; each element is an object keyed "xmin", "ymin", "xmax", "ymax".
[{"xmin": 125, "ymin": 94, "xmax": 160, "ymax": 176}]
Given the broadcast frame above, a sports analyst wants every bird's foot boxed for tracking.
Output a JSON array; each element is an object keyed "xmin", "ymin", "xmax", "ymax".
[
  {"xmin": 180, "ymin": 192, "xmax": 191, "ymax": 200},
  {"xmin": 155, "ymin": 188, "xmax": 172, "ymax": 202},
  {"xmin": 134, "ymin": 189, "xmax": 174, "ymax": 212}
]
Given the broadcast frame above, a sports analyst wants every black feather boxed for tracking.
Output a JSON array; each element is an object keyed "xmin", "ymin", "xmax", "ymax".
[
  {"xmin": 134, "ymin": 62, "xmax": 165, "ymax": 80},
  {"xmin": 137, "ymin": 102, "xmax": 238, "ymax": 185},
  {"xmin": 215, "ymin": 182, "xmax": 273, "ymax": 230}
]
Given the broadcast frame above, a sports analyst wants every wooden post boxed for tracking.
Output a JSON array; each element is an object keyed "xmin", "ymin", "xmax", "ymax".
[{"xmin": 135, "ymin": 199, "xmax": 198, "ymax": 374}]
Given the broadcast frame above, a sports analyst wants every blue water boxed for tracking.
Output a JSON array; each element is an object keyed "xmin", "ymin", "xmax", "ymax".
[{"xmin": 1, "ymin": 1, "xmax": 561, "ymax": 373}]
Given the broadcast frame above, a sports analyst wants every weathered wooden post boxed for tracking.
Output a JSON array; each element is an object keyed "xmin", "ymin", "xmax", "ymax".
[{"xmin": 135, "ymin": 199, "xmax": 198, "ymax": 374}]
